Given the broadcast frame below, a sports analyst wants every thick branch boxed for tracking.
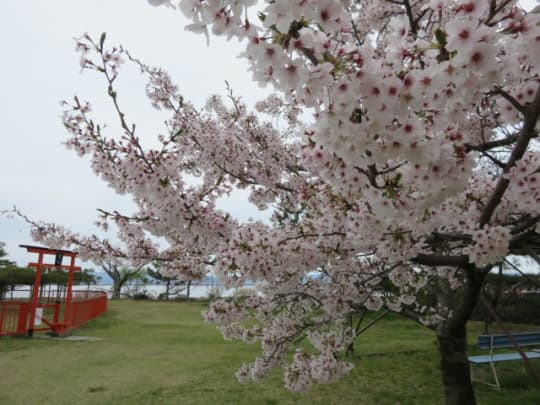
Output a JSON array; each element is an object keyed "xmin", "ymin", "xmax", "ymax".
[
  {"xmin": 479, "ymin": 85, "xmax": 540, "ymax": 227},
  {"xmin": 412, "ymin": 253, "xmax": 469, "ymax": 267},
  {"xmin": 465, "ymin": 133, "xmax": 519, "ymax": 153},
  {"xmin": 485, "ymin": 0, "xmax": 515, "ymax": 26},
  {"xmin": 278, "ymin": 231, "xmax": 346, "ymax": 246},
  {"xmin": 509, "ymin": 215, "xmax": 539, "ymax": 236},
  {"xmin": 491, "ymin": 87, "xmax": 526, "ymax": 115},
  {"xmin": 403, "ymin": 0, "xmax": 418, "ymax": 35}
]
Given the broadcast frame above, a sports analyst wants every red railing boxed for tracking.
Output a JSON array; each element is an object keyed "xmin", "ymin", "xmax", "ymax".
[
  {"xmin": 66, "ymin": 291, "xmax": 108, "ymax": 329},
  {"xmin": 0, "ymin": 291, "xmax": 107, "ymax": 337},
  {"xmin": 0, "ymin": 301, "xmax": 29, "ymax": 336}
]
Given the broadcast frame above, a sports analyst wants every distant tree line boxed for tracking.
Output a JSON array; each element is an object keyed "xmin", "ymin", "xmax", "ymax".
[{"xmin": 472, "ymin": 269, "xmax": 540, "ymax": 329}]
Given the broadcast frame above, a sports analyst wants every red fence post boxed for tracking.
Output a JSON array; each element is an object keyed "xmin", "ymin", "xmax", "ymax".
[
  {"xmin": 53, "ymin": 301, "xmax": 60, "ymax": 325},
  {"xmin": 63, "ymin": 255, "xmax": 76, "ymax": 327},
  {"xmin": 17, "ymin": 303, "xmax": 29, "ymax": 335},
  {"xmin": 27, "ymin": 253, "xmax": 44, "ymax": 336},
  {"xmin": 66, "ymin": 291, "xmax": 107, "ymax": 330},
  {"xmin": 0, "ymin": 303, "xmax": 5, "ymax": 336}
]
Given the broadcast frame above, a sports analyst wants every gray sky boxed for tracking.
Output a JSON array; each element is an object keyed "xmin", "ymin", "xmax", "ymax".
[
  {"xmin": 1, "ymin": 1, "xmax": 538, "ymax": 268},
  {"xmin": 0, "ymin": 0, "xmax": 269, "ymax": 266}
]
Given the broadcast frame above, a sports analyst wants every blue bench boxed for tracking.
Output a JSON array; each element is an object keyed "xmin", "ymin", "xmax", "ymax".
[{"xmin": 468, "ymin": 331, "xmax": 540, "ymax": 388}]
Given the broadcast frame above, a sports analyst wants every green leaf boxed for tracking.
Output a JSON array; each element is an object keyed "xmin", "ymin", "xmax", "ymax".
[{"xmin": 434, "ymin": 28, "xmax": 447, "ymax": 48}]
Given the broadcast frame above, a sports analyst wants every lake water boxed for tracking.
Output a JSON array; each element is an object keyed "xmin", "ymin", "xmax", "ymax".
[
  {"xmin": 103, "ymin": 283, "xmax": 237, "ymax": 299},
  {"xmin": 3, "ymin": 284, "xmax": 239, "ymax": 300}
]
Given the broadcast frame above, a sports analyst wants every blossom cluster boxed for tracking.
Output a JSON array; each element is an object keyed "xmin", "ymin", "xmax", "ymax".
[{"xmin": 467, "ymin": 225, "xmax": 511, "ymax": 268}]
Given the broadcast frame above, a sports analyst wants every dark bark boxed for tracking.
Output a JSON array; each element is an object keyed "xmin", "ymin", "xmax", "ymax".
[
  {"xmin": 412, "ymin": 254, "xmax": 469, "ymax": 267},
  {"xmin": 109, "ymin": 271, "xmax": 132, "ymax": 299},
  {"xmin": 436, "ymin": 264, "xmax": 483, "ymax": 405},
  {"xmin": 111, "ymin": 276, "xmax": 124, "ymax": 300},
  {"xmin": 164, "ymin": 279, "xmax": 172, "ymax": 300},
  {"xmin": 437, "ymin": 326, "xmax": 476, "ymax": 405}
]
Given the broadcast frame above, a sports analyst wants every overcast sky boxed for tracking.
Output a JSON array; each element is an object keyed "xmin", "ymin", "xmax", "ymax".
[
  {"xmin": 0, "ymin": 0, "xmax": 270, "ymax": 266},
  {"xmin": 1, "ymin": 1, "xmax": 538, "ymax": 268}
]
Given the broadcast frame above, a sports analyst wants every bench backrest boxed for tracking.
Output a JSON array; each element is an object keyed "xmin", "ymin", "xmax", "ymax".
[{"xmin": 477, "ymin": 331, "xmax": 540, "ymax": 350}]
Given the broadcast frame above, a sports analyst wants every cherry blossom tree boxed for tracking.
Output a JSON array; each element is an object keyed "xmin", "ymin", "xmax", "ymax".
[{"xmin": 20, "ymin": 1, "xmax": 540, "ymax": 404}]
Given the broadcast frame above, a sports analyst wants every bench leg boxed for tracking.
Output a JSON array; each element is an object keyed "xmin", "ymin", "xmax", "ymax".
[
  {"xmin": 489, "ymin": 361, "xmax": 501, "ymax": 390},
  {"xmin": 470, "ymin": 362, "xmax": 499, "ymax": 389}
]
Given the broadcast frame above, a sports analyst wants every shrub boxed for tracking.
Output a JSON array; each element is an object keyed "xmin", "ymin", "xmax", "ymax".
[{"xmin": 131, "ymin": 290, "xmax": 151, "ymax": 300}]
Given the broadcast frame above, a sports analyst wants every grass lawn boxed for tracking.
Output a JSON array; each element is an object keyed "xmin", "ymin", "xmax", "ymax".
[{"xmin": 0, "ymin": 300, "xmax": 539, "ymax": 404}]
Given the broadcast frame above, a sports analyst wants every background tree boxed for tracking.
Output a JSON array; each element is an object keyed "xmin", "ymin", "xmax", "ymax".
[
  {"xmin": 0, "ymin": 242, "xmax": 34, "ymax": 299},
  {"xmin": 147, "ymin": 264, "xmax": 192, "ymax": 300},
  {"xmin": 0, "ymin": 242, "xmax": 14, "ymax": 269},
  {"xmin": 102, "ymin": 262, "xmax": 146, "ymax": 299},
  {"xmin": 77, "ymin": 268, "xmax": 99, "ymax": 288},
  {"xmin": 14, "ymin": 1, "xmax": 540, "ymax": 404}
]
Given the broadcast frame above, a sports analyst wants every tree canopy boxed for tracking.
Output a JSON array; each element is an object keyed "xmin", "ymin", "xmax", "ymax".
[{"xmin": 17, "ymin": 1, "xmax": 540, "ymax": 404}]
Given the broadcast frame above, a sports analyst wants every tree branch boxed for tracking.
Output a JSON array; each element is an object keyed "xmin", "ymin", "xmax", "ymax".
[
  {"xmin": 412, "ymin": 253, "xmax": 469, "ymax": 267},
  {"xmin": 503, "ymin": 258, "xmax": 540, "ymax": 289},
  {"xmin": 479, "ymin": 85, "xmax": 540, "ymax": 227},
  {"xmin": 402, "ymin": 0, "xmax": 418, "ymax": 35},
  {"xmin": 465, "ymin": 132, "xmax": 519, "ymax": 153},
  {"xmin": 491, "ymin": 87, "xmax": 526, "ymax": 115}
]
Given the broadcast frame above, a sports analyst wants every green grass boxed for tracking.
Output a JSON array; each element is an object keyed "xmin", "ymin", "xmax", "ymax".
[{"xmin": 0, "ymin": 300, "xmax": 539, "ymax": 404}]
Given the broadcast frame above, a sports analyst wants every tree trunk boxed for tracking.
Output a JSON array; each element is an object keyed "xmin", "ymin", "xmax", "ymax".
[
  {"xmin": 111, "ymin": 278, "xmax": 123, "ymax": 299},
  {"xmin": 437, "ymin": 325, "xmax": 476, "ymax": 405},
  {"xmin": 186, "ymin": 280, "xmax": 191, "ymax": 299}
]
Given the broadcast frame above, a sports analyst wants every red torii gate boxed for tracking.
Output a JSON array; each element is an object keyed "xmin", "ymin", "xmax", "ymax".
[
  {"xmin": 21, "ymin": 245, "xmax": 81, "ymax": 336},
  {"xmin": 0, "ymin": 245, "xmax": 107, "ymax": 337}
]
